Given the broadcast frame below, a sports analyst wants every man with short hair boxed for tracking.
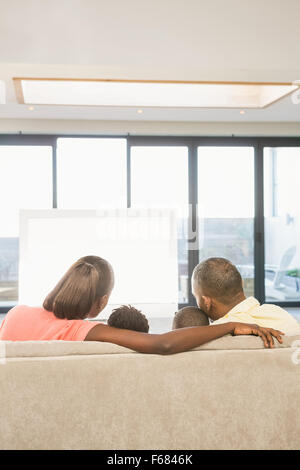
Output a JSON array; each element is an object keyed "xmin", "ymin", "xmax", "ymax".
[{"xmin": 192, "ymin": 257, "xmax": 300, "ymax": 334}]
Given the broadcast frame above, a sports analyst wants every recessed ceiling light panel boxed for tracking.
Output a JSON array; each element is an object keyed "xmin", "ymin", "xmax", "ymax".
[{"xmin": 13, "ymin": 78, "xmax": 299, "ymax": 109}]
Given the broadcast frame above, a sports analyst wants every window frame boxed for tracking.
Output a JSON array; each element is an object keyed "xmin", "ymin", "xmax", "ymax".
[{"xmin": 1, "ymin": 133, "xmax": 300, "ymax": 313}]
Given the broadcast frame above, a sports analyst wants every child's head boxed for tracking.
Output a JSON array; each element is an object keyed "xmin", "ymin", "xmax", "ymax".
[
  {"xmin": 107, "ymin": 305, "xmax": 149, "ymax": 333},
  {"xmin": 172, "ymin": 306, "xmax": 209, "ymax": 330}
]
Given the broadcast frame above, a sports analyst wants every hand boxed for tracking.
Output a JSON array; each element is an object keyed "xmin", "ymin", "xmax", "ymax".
[{"xmin": 231, "ymin": 322, "xmax": 285, "ymax": 348}]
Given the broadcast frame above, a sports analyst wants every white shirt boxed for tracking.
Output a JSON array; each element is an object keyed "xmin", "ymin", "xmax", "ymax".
[{"xmin": 212, "ymin": 296, "xmax": 300, "ymax": 335}]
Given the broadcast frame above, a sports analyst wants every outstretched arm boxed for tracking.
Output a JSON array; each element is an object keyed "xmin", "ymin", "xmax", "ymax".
[{"xmin": 85, "ymin": 322, "xmax": 284, "ymax": 354}]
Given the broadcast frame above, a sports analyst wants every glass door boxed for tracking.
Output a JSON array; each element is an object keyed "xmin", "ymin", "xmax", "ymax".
[
  {"xmin": 0, "ymin": 145, "xmax": 53, "ymax": 307},
  {"xmin": 264, "ymin": 147, "xmax": 300, "ymax": 302},
  {"xmin": 130, "ymin": 145, "xmax": 189, "ymax": 305},
  {"xmin": 57, "ymin": 138, "xmax": 127, "ymax": 209},
  {"xmin": 197, "ymin": 146, "xmax": 255, "ymax": 297}
]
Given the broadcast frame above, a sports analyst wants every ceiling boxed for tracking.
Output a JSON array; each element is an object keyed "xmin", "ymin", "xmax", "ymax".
[{"xmin": 1, "ymin": 0, "xmax": 300, "ymax": 122}]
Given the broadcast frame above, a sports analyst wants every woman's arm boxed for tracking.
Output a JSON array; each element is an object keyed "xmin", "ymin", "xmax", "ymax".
[{"xmin": 85, "ymin": 322, "xmax": 284, "ymax": 354}]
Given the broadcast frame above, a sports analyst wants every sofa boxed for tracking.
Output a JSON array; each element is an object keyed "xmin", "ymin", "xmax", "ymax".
[{"xmin": 0, "ymin": 334, "xmax": 300, "ymax": 450}]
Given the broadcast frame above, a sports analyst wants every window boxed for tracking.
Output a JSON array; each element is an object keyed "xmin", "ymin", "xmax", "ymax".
[
  {"xmin": 130, "ymin": 146, "xmax": 189, "ymax": 303},
  {"xmin": 198, "ymin": 146, "xmax": 255, "ymax": 297},
  {"xmin": 264, "ymin": 147, "xmax": 300, "ymax": 302},
  {"xmin": 57, "ymin": 138, "xmax": 127, "ymax": 209},
  {"xmin": 0, "ymin": 146, "xmax": 52, "ymax": 306},
  {"xmin": 2, "ymin": 135, "xmax": 300, "ymax": 313}
]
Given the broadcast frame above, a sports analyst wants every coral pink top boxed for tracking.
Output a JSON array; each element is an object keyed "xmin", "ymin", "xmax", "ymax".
[{"xmin": 0, "ymin": 305, "xmax": 101, "ymax": 341}]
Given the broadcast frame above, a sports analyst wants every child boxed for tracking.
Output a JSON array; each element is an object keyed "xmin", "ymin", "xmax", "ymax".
[
  {"xmin": 172, "ymin": 306, "xmax": 209, "ymax": 330},
  {"xmin": 107, "ymin": 305, "xmax": 149, "ymax": 333}
]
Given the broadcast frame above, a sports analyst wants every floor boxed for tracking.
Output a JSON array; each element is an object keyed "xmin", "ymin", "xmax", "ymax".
[{"xmin": 0, "ymin": 310, "xmax": 299, "ymax": 334}]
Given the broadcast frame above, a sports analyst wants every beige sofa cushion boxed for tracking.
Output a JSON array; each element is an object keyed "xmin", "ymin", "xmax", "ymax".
[{"xmin": 2, "ymin": 333, "xmax": 300, "ymax": 358}]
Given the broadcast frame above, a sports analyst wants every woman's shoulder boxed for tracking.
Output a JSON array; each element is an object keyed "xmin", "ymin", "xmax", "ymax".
[{"xmin": 7, "ymin": 304, "xmax": 46, "ymax": 317}]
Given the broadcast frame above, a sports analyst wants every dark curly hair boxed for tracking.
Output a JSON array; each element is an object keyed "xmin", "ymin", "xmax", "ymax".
[
  {"xmin": 107, "ymin": 305, "xmax": 149, "ymax": 333},
  {"xmin": 172, "ymin": 306, "xmax": 209, "ymax": 329}
]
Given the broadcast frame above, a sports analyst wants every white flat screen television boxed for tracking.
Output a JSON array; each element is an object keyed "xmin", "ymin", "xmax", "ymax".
[{"xmin": 19, "ymin": 209, "xmax": 178, "ymax": 318}]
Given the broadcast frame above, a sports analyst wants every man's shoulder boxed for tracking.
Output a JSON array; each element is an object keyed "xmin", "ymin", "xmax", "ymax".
[
  {"xmin": 255, "ymin": 302, "xmax": 297, "ymax": 321},
  {"xmin": 258, "ymin": 302, "xmax": 288, "ymax": 313}
]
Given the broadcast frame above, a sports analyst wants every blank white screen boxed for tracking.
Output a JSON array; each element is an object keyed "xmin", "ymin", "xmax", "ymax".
[{"xmin": 19, "ymin": 209, "xmax": 178, "ymax": 318}]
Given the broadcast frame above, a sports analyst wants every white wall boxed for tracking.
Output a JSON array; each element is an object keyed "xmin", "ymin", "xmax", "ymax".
[{"xmin": 1, "ymin": 119, "xmax": 300, "ymax": 136}]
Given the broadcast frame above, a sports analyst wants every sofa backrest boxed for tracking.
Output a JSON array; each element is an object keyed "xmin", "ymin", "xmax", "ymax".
[{"xmin": 1, "ymin": 333, "xmax": 300, "ymax": 358}]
